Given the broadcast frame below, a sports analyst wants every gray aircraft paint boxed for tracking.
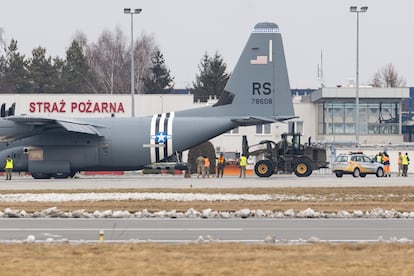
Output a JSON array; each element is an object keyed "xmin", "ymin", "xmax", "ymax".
[{"xmin": 0, "ymin": 22, "xmax": 295, "ymax": 178}]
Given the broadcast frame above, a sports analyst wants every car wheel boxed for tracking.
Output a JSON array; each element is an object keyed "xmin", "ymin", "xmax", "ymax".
[
  {"xmin": 376, "ymin": 167, "xmax": 384, "ymax": 177},
  {"xmin": 335, "ymin": 172, "xmax": 343, "ymax": 178},
  {"xmin": 352, "ymin": 168, "xmax": 360, "ymax": 177},
  {"xmin": 254, "ymin": 160, "xmax": 274, "ymax": 177},
  {"xmin": 360, "ymin": 173, "xmax": 366, "ymax": 178}
]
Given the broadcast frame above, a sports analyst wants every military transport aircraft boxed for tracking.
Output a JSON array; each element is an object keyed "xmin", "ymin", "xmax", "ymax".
[{"xmin": 0, "ymin": 22, "xmax": 295, "ymax": 179}]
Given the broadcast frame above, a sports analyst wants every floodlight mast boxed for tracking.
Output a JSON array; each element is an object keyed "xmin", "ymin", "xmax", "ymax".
[
  {"xmin": 350, "ymin": 6, "xmax": 368, "ymax": 144},
  {"xmin": 124, "ymin": 8, "xmax": 142, "ymax": 117}
]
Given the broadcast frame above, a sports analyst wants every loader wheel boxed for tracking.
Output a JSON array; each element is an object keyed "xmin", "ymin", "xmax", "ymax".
[
  {"xmin": 254, "ymin": 160, "xmax": 274, "ymax": 177},
  {"xmin": 294, "ymin": 158, "xmax": 312, "ymax": 177}
]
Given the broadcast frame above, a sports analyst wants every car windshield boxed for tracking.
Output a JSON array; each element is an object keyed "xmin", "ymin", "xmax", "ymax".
[
  {"xmin": 351, "ymin": 156, "xmax": 363, "ymax": 162},
  {"xmin": 362, "ymin": 156, "xmax": 372, "ymax": 162},
  {"xmin": 335, "ymin": 155, "xmax": 348, "ymax": 162}
]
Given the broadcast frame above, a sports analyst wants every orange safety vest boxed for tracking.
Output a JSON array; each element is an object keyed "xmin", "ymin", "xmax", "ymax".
[
  {"xmin": 382, "ymin": 155, "xmax": 390, "ymax": 166},
  {"xmin": 204, "ymin": 158, "xmax": 210, "ymax": 167},
  {"xmin": 218, "ymin": 156, "xmax": 225, "ymax": 164}
]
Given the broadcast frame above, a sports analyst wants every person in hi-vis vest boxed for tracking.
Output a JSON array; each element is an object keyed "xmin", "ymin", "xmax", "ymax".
[
  {"xmin": 239, "ymin": 154, "xmax": 247, "ymax": 178},
  {"xmin": 203, "ymin": 156, "xmax": 210, "ymax": 178},
  {"xmin": 4, "ymin": 155, "xmax": 13, "ymax": 181}
]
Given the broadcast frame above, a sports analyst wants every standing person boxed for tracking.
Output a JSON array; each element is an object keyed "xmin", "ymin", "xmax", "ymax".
[
  {"xmin": 382, "ymin": 152, "xmax": 390, "ymax": 177},
  {"xmin": 196, "ymin": 155, "xmax": 205, "ymax": 178},
  {"xmin": 203, "ymin": 156, "xmax": 210, "ymax": 178},
  {"xmin": 216, "ymin": 153, "xmax": 225, "ymax": 178},
  {"xmin": 397, "ymin": 152, "xmax": 403, "ymax": 177},
  {"xmin": 402, "ymin": 152, "xmax": 410, "ymax": 177},
  {"xmin": 4, "ymin": 155, "xmax": 13, "ymax": 181},
  {"xmin": 376, "ymin": 152, "xmax": 383, "ymax": 163},
  {"xmin": 239, "ymin": 154, "xmax": 247, "ymax": 178}
]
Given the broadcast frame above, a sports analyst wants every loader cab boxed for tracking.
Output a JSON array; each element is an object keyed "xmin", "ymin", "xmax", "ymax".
[{"xmin": 279, "ymin": 132, "xmax": 302, "ymax": 156}]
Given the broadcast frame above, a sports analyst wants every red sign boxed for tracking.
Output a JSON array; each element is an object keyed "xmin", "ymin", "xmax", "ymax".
[{"xmin": 29, "ymin": 101, "xmax": 125, "ymax": 114}]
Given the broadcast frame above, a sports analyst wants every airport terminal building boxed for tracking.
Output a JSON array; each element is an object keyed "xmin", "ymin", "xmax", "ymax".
[{"xmin": 1, "ymin": 86, "xmax": 412, "ymax": 171}]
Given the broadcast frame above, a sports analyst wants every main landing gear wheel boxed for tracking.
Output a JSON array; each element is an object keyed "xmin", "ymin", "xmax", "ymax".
[
  {"xmin": 31, "ymin": 173, "xmax": 51, "ymax": 179},
  {"xmin": 254, "ymin": 160, "xmax": 274, "ymax": 177},
  {"xmin": 31, "ymin": 171, "xmax": 77, "ymax": 179},
  {"xmin": 51, "ymin": 173, "xmax": 71, "ymax": 179}
]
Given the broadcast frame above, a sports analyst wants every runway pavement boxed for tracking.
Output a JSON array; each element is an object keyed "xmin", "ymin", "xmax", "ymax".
[
  {"xmin": 0, "ymin": 172, "xmax": 412, "ymax": 190},
  {"xmin": 1, "ymin": 218, "xmax": 414, "ymax": 243},
  {"xmin": 1, "ymin": 173, "xmax": 413, "ymax": 243}
]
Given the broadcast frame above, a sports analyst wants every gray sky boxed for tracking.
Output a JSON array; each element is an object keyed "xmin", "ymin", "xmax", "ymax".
[{"xmin": 1, "ymin": 0, "xmax": 413, "ymax": 89}]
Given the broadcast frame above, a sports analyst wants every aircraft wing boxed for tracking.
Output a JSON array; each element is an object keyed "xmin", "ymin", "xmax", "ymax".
[
  {"xmin": 232, "ymin": 115, "xmax": 297, "ymax": 126},
  {"xmin": 2, "ymin": 115, "xmax": 104, "ymax": 141}
]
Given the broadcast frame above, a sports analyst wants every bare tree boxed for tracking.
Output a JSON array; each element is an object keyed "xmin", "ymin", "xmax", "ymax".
[
  {"xmin": 72, "ymin": 30, "xmax": 88, "ymax": 51},
  {"xmin": 86, "ymin": 26, "xmax": 129, "ymax": 94},
  {"xmin": 372, "ymin": 63, "xmax": 406, "ymax": 87},
  {"xmin": 86, "ymin": 28, "xmax": 156, "ymax": 94},
  {"xmin": 0, "ymin": 29, "xmax": 8, "ymax": 91},
  {"xmin": 0, "ymin": 27, "xmax": 5, "ymax": 53},
  {"xmin": 134, "ymin": 32, "xmax": 156, "ymax": 94},
  {"xmin": 71, "ymin": 31, "xmax": 101, "ymax": 93}
]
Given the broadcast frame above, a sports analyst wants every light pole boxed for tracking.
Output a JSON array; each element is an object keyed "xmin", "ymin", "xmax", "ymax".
[
  {"xmin": 124, "ymin": 8, "xmax": 142, "ymax": 117},
  {"xmin": 350, "ymin": 6, "xmax": 367, "ymax": 144}
]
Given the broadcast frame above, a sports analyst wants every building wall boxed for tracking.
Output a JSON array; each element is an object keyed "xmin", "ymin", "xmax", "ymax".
[
  {"xmin": 313, "ymin": 87, "xmax": 409, "ymax": 145},
  {"xmin": 0, "ymin": 91, "xmax": 410, "ymax": 165},
  {"xmin": 0, "ymin": 94, "xmax": 195, "ymax": 118},
  {"xmin": 292, "ymin": 96, "xmax": 316, "ymax": 141}
]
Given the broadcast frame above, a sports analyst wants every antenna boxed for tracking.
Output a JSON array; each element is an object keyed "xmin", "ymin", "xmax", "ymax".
[{"xmin": 317, "ymin": 50, "xmax": 325, "ymax": 88}]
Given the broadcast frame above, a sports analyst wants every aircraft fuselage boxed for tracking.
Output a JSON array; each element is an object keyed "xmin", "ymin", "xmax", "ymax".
[{"xmin": 0, "ymin": 115, "xmax": 238, "ymax": 176}]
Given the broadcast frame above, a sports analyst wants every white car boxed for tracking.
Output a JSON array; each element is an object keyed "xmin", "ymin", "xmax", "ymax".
[{"xmin": 331, "ymin": 152, "xmax": 384, "ymax": 177}]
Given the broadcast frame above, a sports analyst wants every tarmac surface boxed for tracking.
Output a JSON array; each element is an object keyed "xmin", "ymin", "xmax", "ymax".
[
  {"xmin": 1, "ymin": 173, "xmax": 414, "ymax": 243},
  {"xmin": 0, "ymin": 172, "xmax": 412, "ymax": 190},
  {"xmin": 2, "ymin": 218, "xmax": 414, "ymax": 243}
]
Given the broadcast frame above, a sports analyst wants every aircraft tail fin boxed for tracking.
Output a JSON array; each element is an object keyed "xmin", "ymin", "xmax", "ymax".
[
  {"xmin": 1, "ymin": 103, "xmax": 5, "ymax": 117},
  {"xmin": 7, "ymin": 103, "xmax": 15, "ymax": 116},
  {"xmin": 213, "ymin": 22, "xmax": 295, "ymax": 123},
  {"xmin": 1, "ymin": 103, "xmax": 15, "ymax": 117}
]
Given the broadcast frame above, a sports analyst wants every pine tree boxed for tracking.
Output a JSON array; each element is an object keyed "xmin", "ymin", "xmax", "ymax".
[
  {"xmin": 2, "ymin": 40, "xmax": 31, "ymax": 92},
  {"xmin": 142, "ymin": 49, "xmax": 174, "ymax": 94},
  {"xmin": 29, "ymin": 47, "xmax": 55, "ymax": 93},
  {"xmin": 191, "ymin": 52, "xmax": 229, "ymax": 102},
  {"xmin": 61, "ymin": 40, "xmax": 91, "ymax": 93}
]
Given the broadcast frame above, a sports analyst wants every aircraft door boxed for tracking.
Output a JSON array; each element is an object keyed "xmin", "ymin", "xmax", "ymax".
[
  {"xmin": 13, "ymin": 148, "xmax": 28, "ymax": 171},
  {"xmin": 24, "ymin": 146, "xmax": 43, "ymax": 161},
  {"xmin": 99, "ymin": 140, "xmax": 112, "ymax": 166}
]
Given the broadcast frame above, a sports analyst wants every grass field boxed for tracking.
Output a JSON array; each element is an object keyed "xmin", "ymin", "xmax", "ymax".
[
  {"xmin": 2, "ymin": 186, "xmax": 414, "ymax": 275},
  {"xmin": 1, "ymin": 243, "xmax": 414, "ymax": 275}
]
